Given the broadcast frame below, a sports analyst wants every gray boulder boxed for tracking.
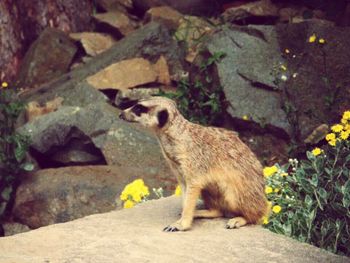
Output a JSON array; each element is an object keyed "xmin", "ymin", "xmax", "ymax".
[
  {"xmin": 19, "ymin": 102, "xmax": 171, "ymax": 180},
  {"xmin": 133, "ymin": 0, "xmax": 222, "ymax": 16},
  {"xmin": 205, "ymin": 20, "xmax": 350, "ymax": 142},
  {"xmin": 2, "ymin": 197, "xmax": 347, "ymax": 262},
  {"xmin": 16, "ymin": 28, "xmax": 77, "ymax": 90},
  {"xmin": 20, "ymin": 22, "xmax": 185, "ymax": 104},
  {"xmin": 13, "ymin": 166, "xmax": 176, "ymax": 229}
]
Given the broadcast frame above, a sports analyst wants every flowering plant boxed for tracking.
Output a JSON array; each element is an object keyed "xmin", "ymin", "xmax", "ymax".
[
  {"xmin": 0, "ymin": 82, "xmax": 32, "ymax": 220},
  {"xmin": 120, "ymin": 179, "xmax": 150, "ymax": 208},
  {"xmin": 263, "ymin": 110, "xmax": 350, "ymax": 256}
]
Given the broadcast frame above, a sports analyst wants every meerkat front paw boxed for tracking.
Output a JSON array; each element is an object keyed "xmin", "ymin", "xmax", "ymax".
[{"xmin": 163, "ymin": 220, "xmax": 191, "ymax": 232}]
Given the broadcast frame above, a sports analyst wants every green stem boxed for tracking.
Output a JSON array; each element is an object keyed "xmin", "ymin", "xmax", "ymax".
[{"xmin": 314, "ymin": 189, "xmax": 323, "ymax": 211}]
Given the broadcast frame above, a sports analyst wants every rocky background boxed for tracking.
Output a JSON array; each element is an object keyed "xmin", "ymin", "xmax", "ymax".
[{"xmin": 1, "ymin": 0, "xmax": 350, "ymax": 236}]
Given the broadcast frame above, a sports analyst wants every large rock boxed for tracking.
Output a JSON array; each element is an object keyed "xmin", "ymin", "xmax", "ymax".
[
  {"xmin": 0, "ymin": 197, "xmax": 346, "ymax": 262},
  {"xmin": 133, "ymin": 0, "xmax": 222, "ymax": 16},
  {"xmin": 20, "ymin": 22, "xmax": 185, "ymax": 103},
  {"xmin": 144, "ymin": 6, "xmax": 183, "ymax": 29},
  {"xmin": 93, "ymin": 10, "xmax": 137, "ymax": 36},
  {"xmin": 205, "ymin": 20, "xmax": 350, "ymax": 142},
  {"xmin": 206, "ymin": 25, "xmax": 291, "ymax": 137},
  {"xmin": 15, "ymin": 28, "xmax": 78, "ymax": 90},
  {"xmin": 87, "ymin": 58, "xmax": 158, "ymax": 90},
  {"xmin": 87, "ymin": 56, "xmax": 170, "ymax": 90},
  {"xmin": 69, "ymin": 32, "xmax": 116, "ymax": 57},
  {"xmin": 12, "ymin": 166, "xmax": 176, "ymax": 229},
  {"xmin": 19, "ymin": 102, "xmax": 172, "ymax": 184}
]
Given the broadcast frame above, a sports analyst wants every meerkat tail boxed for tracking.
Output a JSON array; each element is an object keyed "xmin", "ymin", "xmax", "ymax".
[{"xmin": 226, "ymin": 217, "xmax": 248, "ymax": 229}]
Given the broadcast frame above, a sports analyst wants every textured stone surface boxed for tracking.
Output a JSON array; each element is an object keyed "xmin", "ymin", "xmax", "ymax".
[
  {"xmin": 70, "ymin": 32, "xmax": 116, "ymax": 56},
  {"xmin": 20, "ymin": 22, "xmax": 185, "ymax": 103},
  {"xmin": 16, "ymin": 28, "xmax": 77, "ymax": 89},
  {"xmin": 206, "ymin": 25, "xmax": 291, "ymax": 136},
  {"xmin": 94, "ymin": 10, "xmax": 136, "ymax": 36},
  {"xmin": 206, "ymin": 20, "xmax": 350, "ymax": 141},
  {"xmin": 87, "ymin": 58, "xmax": 157, "ymax": 90},
  {"xmin": 133, "ymin": 0, "xmax": 222, "ymax": 16},
  {"xmin": 12, "ymin": 166, "xmax": 176, "ymax": 229},
  {"xmin": 145, "ymin": 6, "xmax": 183, "ymax": 29},
  {"xmin": 3, "ymin": 222, "xmax": 30, "ymax": 237},
  {"xmin": 19, "ymin": 102, "xmax": 172, "ymax": 186},
  {"xmin": 0, "ymin": 197, "xmax": 347, "ymax": 263}
]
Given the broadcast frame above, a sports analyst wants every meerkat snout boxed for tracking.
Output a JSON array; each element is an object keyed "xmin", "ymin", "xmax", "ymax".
[{"xmin": 119, "ymin": 96, "xmax": 268, "ymax": 232}]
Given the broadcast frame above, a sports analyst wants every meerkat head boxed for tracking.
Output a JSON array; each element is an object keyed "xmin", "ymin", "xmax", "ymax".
[{"xmin": 119, "ymin": 97, "xmax": 179, "ymax": 130}]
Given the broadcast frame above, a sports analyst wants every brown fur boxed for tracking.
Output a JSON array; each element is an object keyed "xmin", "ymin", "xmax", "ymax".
[{"xmin": 120, "ymin": 97, "xmax": 268, "ymax": 231}]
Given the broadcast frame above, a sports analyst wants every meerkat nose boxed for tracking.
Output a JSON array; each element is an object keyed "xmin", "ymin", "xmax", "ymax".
[{"xmin": 119, "ymin": 112, "xmax": 126, "ymax": 120}]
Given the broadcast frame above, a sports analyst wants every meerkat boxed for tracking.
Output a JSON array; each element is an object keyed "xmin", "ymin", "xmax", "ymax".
[{"xmin": 119, "ymin": 97, "xmax": 268, "ymax": 232}]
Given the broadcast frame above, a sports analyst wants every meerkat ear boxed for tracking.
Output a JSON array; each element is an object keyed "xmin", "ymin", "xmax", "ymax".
[{"xmin": 157, "ymin": 109, "xmax": 169, "ymax": 128}]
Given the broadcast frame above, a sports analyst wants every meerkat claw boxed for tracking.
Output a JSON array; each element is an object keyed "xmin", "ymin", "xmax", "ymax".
[{"xmin": 163, "ymin": 226, "xmax": 179, "ymax": 232}]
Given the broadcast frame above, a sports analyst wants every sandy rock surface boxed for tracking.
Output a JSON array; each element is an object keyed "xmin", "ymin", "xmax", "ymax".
[{"xmin": 0, "ymin": 196, "xmax": 347, "ymax": 263}]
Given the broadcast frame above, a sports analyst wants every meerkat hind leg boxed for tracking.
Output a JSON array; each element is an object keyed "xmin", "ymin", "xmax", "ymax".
[
  {"xmin": 193, "ymin": 209, "xmax": 223, "ymax": 218},
  {"xmin": 226, "ymin": 216, "xmax": 247, "ymax": 229}
]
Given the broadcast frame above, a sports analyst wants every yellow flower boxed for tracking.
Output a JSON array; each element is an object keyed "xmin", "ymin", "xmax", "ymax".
[
  {"xmin": 325, "ymin": 133, "xmax": 336, "ymax": 141},
  {"xmin": 345, "ymin": 124, "xmax": 350, "ymax": 132},
  {"xmin": 262, "ymin": 215, "xmax": 269, "ymax": 225},
  {"xmin": 331, "ymin": 124, "xmax": 343, "ymax": 133},
  {"xmin": 1, "ymin": 82, "xmax": 8, "ymax": 88},
  {"xmin": 132, "ymin": 193, "xmax": 142, "ymax": 202},
  {"xmin": 340, "ymin": 130, "xmax": 349, "ymax": 140},
  {"xmin": 265, "ymin": 186, "xmax": 273, "ymax": 194},
  {"xmin": 318, "ymin": 38, "xmax": 325, "ymax": 44},
  {"xmin": 174, "ymin": 185, "xmax": 182, "ymax": 196},
  {"xmin": 280, "ymin": 65, "xmax": 287, "ymax": 71},
  {"xmin": 274, "ymin": 188, "xmax": 280, "ymax": 193},
  {"xmin": 120, "ymin": 179, "xmax": 150, "ymax": 203},
  {"xmin": 311, "ymin": 147, "xmax": 323, "ymax": 156},
  {"xmin": 123, "ymin": 200, "xmax": 135, "ymax": 208},
  {"xmin": 242, "ymin": 115, "xmax": 249, "ymax": 121},
  {"xmin": 343, "ymin": 111, "xmax": 350, "ymax": 121},
  {"xmin": 272, "ymin": 205, "xmax": 282, "ymax": 214},
  {"xmin": 309, "ymin": 34, "xmax": 316, "ymax": 43},
  {"xmin": 280, "ymin": 172, "xmax": 288, "ymax": 177},
  {"xmin": 120, "ymin": 191, "xmax": 128, "ymax": 201},
  {"xmin": 328, "ymin": 139, "xmax": 336, "ymax": 146},
  {"xmin": 263, "ymin": 165, "xmax": 278, "ymax": 177}
]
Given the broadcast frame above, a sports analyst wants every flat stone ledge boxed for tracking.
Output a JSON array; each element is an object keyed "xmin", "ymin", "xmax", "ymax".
[{"xmin": 0, "ymin": 197, "xmax": 348, "ymax": 263}]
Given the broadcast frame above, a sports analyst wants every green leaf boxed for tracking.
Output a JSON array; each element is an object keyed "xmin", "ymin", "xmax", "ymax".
[
  {"xmin": 310, "ymin": 174, "xmax": 318, "ymax": 187},
  {"xmin": 306, "ymin": 151, "xmax": 315, "ymax": 161},
  {"xmin": 305, "ymin": 195, "xmax": 313, "ymax": 208},
  {"xmin": 22, "ymin": 162, "xmax": 34, "ymax": 172},
  {"xmin": 318, "ymin": 188, "xmax": 328, "ymax": 202}
]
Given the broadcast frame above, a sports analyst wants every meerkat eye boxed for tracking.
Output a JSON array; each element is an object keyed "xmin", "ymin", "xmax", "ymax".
[
  {"xmin": 157, "ymin": 109, "xmax": 169, "ymax": 128},
  {"xmin": 131, "ymin": 104, "xmax": 149, "ymax": 116}
]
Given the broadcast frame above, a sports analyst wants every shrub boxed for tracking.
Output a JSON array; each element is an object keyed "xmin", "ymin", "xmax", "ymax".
[
  {"xmin": 0, "ymin": 82, "xmax": 33, "ymax": 220},
  {"xmin": 263, "ymin": 110, "xmax": 350, "ymax": 256},
  {"xmin": 158, "ymin": 51, "xmax": 226, "ymax": 126}
]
